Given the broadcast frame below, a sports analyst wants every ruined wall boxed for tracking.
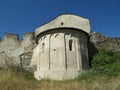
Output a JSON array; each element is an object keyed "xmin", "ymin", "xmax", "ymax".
[
  {"xmin": 89, "ymin": 32, "xmax": 120, "ymax": 58},
  {"xmin": 0, "ymin": 31, "xmax": 119, "ymax": 70},
  {"xmin": 0, "ymin": 32, "xmax": 36, "ymax": 68},
  {"xmin": 90, "ymin": 32, "xmax": 120, "ymax": 51}
]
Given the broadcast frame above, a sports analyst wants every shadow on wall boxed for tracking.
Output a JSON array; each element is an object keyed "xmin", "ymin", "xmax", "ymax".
[{"xmin": 88, "ymin": 41, "xmax": 98, "ymax": 68}]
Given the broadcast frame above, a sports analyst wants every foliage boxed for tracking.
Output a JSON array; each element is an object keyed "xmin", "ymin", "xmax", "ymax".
[
  {"xmin": 91, "ymin": 46, "xmax": 120, "ymax": 76},
  {"xmin": 77, "ymin": 46, "xmax": 120, "ymax": 81}
]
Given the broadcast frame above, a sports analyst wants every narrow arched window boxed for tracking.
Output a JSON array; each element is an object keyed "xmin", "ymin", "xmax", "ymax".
[{"xmin": 69, "ymin": 40, "xmax": 73, "ymax": 51}]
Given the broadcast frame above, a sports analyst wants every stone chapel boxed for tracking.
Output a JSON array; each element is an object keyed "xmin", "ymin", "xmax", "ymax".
[{"xmin": 30, "ymin": 14, "xmax": 91, "ymax": 80}]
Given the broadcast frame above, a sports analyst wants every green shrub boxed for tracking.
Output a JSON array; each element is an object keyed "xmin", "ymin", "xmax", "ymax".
[{"xmin": 91, "ymin": 46, "xmax": 120, "ymax": 76}]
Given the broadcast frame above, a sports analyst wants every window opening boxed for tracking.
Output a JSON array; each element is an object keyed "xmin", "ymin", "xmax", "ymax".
[
  {"xmin": 69, "ymin": 40, "xmax": 73, "ymax": 51},
  {"xmin": 61, "ymin": 22, "xmax": 64, "ymax": 26}
]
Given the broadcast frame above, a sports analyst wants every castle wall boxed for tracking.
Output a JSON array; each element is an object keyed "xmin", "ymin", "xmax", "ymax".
[
  {"xmin": 0, "ymin": 31, "xmax": 119, "ymax": 71},
  {"xmin": 0, "ymin": 33, "xmax": 36, "ymax": 68},
  {"xmin": 0, "ymin": 31, "xmax": 119, "ymax": 74},
  {"xmin": 89, "ymin": 32, "xmax": 120, "ymax": 58}
]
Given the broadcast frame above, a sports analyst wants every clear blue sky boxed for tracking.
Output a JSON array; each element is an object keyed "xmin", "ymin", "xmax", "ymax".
[{"xmin": 0, "ymin": 0, "xmax": 120, "ymax": 39}]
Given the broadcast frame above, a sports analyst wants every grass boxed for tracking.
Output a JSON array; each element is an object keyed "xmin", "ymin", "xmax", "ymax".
[
  {"xmin": 0, "ymin": 48, "xmax": 120, "ymax": 90},
  {"xmin": 0, "ymin": 67, "xmax": 120, "ymax": 90},
  {"xmin": 76, "ymin": 72, "xmax": 120, "ymax": 90}
]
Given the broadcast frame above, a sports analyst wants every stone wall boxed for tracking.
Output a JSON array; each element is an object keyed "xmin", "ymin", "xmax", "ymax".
[
  {"xmin": 89, "ymin": 32, "xmax": 120, "ymax": 57},
  {"xmin": 0, "ymin": 31, "xmax": 119, "ymax": 69},
  {"xmin": 0, "ymin": 32, "xmax": 36, "ymax": 68},
  {"xmin": 87, "ymin": 32, "xmax": 120, "ymax": 67}
]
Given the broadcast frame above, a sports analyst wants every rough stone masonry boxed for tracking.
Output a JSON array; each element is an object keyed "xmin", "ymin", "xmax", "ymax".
[{"xmin": 0, "ymin": 32, "xmax": 36, "ymax": 69}]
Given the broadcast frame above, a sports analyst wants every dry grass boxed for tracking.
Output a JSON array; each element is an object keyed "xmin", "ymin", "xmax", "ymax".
[{"xmin": 0, "ymin": 69, "xmax": 120, "ymax": 90}]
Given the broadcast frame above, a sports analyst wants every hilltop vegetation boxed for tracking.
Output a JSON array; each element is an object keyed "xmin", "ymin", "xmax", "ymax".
[{"xmin": 0, "ymin": 47, "xmax": 120, "ymax": 90}]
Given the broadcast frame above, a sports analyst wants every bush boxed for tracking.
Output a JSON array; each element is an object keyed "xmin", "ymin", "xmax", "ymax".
[{"xmin": 91, "ymin": 46, "xmax": 120, "ymax": 76}]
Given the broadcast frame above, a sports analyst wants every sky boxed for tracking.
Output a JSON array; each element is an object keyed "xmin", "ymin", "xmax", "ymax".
[{"xmin": 0, "ymin": 0, "xmax": 120, "ymax": 39}]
